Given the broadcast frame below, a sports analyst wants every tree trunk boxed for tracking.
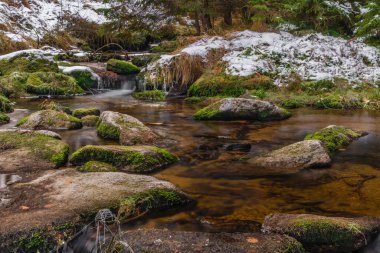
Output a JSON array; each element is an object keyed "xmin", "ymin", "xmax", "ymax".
[
  {"xmin": 223, "ymin": 9, "xmax": 232, "ymax": 26},
  {"xmin": 203, "ymin": 0, "xmax": 212, "ymax": 31},
  {"xmin": 193, "ymin": 11, "xmax": 201, "ymax": 35}
]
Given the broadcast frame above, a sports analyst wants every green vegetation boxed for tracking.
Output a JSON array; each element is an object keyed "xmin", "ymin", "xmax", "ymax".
[
  {"xmin": 0, "ymin": 58, "xmax": 58, "ymax": 76},
  {"xmin": 72, "ymin": 108, "xmax": 100, "ymax": 118},
  {"xmin": 96, "ymin": 122, "xmax": 121, "ymax": 140},
  {"xmin": 17, "ymin": 110, "xmax": 82, "ymax": 130},
  {"xmin": 70, "ymin": 145, "xmax": 178, "ymax": 172},
  {"xmin": 150, "ymin": 40, "xmax": 178, "ymax": 53},
  {"xmin": 0, "ymin": 94, "xmax": 13, "ymax": 112},
  {"xmin": 133, "ymin": 90, "xmax": 166, "ymax": 101},
  {"xmin": 68, "ymin": 70, "xmax": 98, "ymax": 90},
  {"xmin": 194, "ymin": 102, "xmax": 221, "ymax": 120},
  {"xmin": 0, "ymin": 113, "xmax": 10, "ymax": 125},
  {"xmin": 0, "ymin": 131, "xmax": 69, "ymax": 167},
  {"xmin": 81, "ymin": 115, "xmax": 100, "ymax": 127},
  {"xmin": 0, "ymin": 72, "xmax": 29, "ymax": 97},
  {"xmin": 78, "ymin": 161, "xmax": 118, "ymax": 172},
  {"xmin": 305, "ymin": 126, "xmax": 363, "ymax": 154},
  {"xmin": 118, "ymin": 189, "xmax": 189, "ymax": 221},
  {"xmin": 106, "ymin": 59, "xmax": 141, "ymax": 75},
  {"xmin": 39, "ymin": 99, "xmax": 72, "ymax": 114}
]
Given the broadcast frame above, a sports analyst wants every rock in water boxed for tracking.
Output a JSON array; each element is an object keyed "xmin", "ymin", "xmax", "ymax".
[
  {"xmin": 72, "ymin": 108, "xmax": 100, "ymax": 118},
  {"xmin": 0, "ymin": 129, "xmax": 69, "ymax": 172},
  {"xmin": 97, "ymin": 111, "xmax": 158, "ymax": 145},
  {"xmin": 81, "ymin": 115, "xmax": 100, "ymax": 127},
  {"xmin": 248, "ymin": 140, "xmax": 331, "ymax": 176},
  {"xmin": 70, "ymin": 145, "xmax": 178, "ymax": 173},
  {"xmin": 194, "ymin": 98, "xmax": 291, "ymax": 121},
  {"xmin": 17, "ymin": 109, "xmax": 82, "ymax": 130},
  {"xmin": 262, "ymin": 213, "xmax": 380, "ymax": 253},
  {"xmin": 122, "ymin": 229, "xmax": 305, "ymax": 253}
]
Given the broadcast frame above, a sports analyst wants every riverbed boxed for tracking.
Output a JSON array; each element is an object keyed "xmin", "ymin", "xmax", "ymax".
[{"xmin": 4, "ymin": 91, "xmax": 380, "ymax": 233}]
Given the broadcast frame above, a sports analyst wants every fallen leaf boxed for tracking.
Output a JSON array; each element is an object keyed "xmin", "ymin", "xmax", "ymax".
[
  {"xmin": 247, "ymin": 237, "xmax": 258, "ymax": 244},
  {"xmin": 19, "ymin": 205, "xmax": 30, "ymax": 211}
]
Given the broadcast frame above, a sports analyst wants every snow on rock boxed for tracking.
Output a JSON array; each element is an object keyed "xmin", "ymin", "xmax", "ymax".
[
  {"xmin": 60, "ymin": 65, "xmax": 100, "ymax": 83},
  {"xmin": 151, "ymin": 30, "xmax": 380, "ymax": 85},
  {"xmin": 0, "ymin": 46, "xmax": 62, "ymax": 61}
]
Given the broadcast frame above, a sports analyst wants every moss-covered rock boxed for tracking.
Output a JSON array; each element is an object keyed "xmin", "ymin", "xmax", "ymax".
[
  {"xmin": 194, "ymin": 98, "xmax": 291, "ymax": 121},
  {"xmin": 70, "ymin": 145, "xmax": 177, "ymax": 173},
  {"xmin": 263, "ymin": 213, "xmax": 380, "ymax": 253},
  {"xmin": 304, "ymin": 125, "xmax": 365, "ymax": 154},
  {"xmin": 0, "ymin": 72, "xmax": 29, "ymax": 97},
  {"xmin": 39, "ymin": 99, "xmax": 72, "ymax": 114},
  {"xmin": 65, "ymin": 69, "xmax": 98, "ymax": 89},
  {"xmin": 118, "ymin": 189, "xmax": 191, "ymax": 221},
  {"xmin": 97, "ymin": 111, "xmax": 158, "ymax": 145},
  {"xmin": 72, "ymin": 108, "xmax": 100, "ymax": 118},
  {"xmin": 133, "ymin": 90, "xmax": 166, "ymax": 101},
  {"xmin": 77, "ymin": 161, "xmax": 118, "ymax": 172},
  {"xmin": 0, "ymin": 112, "xmax": 10, "ymax": 125},
  {"xmin": 248, "ymin": 140, "xmax": 331, "ymax": 176},
  {"xmin": 0, "ymin": 57, "xmax": 58, "ymax": 76},
  {"xmin": 0, "ymin": 129, "xmax": 69, "ymax": 172},
  {"xmin": 106, "ymin": 59, "xmax": 141, "ymax": 75},
  {"xmin": 17, "ymin": 109, "xmax": 82, "ymax": 130},
  {"xmin": 81, "ymin": 115, "xmax": 100, "ymax": 127},
  {"xmin": 0, "ymin": 94, "xmax": 13, "ymax": 112}
]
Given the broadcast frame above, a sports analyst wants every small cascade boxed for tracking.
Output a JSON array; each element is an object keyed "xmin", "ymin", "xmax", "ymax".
[{"xmin": 96, "ymin": 74, "xmax": 137, "ymax": 97}]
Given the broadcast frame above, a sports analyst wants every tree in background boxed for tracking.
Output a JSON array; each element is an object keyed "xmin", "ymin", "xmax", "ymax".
[{"xmin": 356, "ymin": 1, "xmax": 380, "ymax": 38}]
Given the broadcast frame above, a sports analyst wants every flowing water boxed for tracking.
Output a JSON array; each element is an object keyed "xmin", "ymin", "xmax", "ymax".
[{"xmin": 5, "ymin": 88, "xmax": 380, "ymax": 234}]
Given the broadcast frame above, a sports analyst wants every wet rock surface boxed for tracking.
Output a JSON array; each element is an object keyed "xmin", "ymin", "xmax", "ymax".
[
  {"xmin": 121, "ymin": 229, "xmax": 305, "ymax": 253},
  {"xmin": 263, "ymin": 213, "xmax": 380, "ymax": 253},
  {"xmin": 97, "ymin": 111, "xmax": 158, "ymax": 145},
  {"xmin": 194, "ymin": 98, "xmax": 291, "ymax": 121}
]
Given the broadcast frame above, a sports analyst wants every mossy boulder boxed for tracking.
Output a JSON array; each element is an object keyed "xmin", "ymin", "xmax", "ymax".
[
  {"xmin": 248, "ymin": 140, "xmax": 331, "ymax": 176},
  {"xmin": 133, "ymin": 90, "xmax": 166, "ymax": 101},
  {"xmin": 194, "ymin": 98, "xmax": 291, "ymax": 121},
  {"xmin": 106, "ymin": 59, "xmax": 141, "ymax": 75},
  {"xmin": 17, "ymin": 110, "xmax": 82, "ymax": 130},
  {"xmin": 97, "ymin": 111, "xmax": 158, "ymax": 145},
  {"xmin": 0, "ymin": 94, "xmax": 13, "ymax": 112},
  {"xmin": 0, "ymin": 72, "xmax": 30, "ymax": 97},
  {"xmin": 70, "ymin": 145, "xmax": 178, "ymax": 173},
  {"xmin": 0, "ymin": 169, "xmax": 192, "ymax": 252},
  {"xmin": 72, "ymin": 108, "xmax": 100, "ymax": 118},
  {"xmin": 0, "ymin": 113, "xmax": 10, "ymax": 125},
  {"xmin": 0, "ymin": 129, "xmax": 69, "ymax": 172},
  {"xmin": 305, "ymin": 125, "xmax": 365, "ymax": 154},
  {"xmin": 263, "ymin": 213, "xmax": 380, "ymax": 253},
  {"xmin": 81, "ymin": 115, "xmax": 100, "ymax": 127},
  {"xmin": 77, "ymin": 161, "xmax": 118, "ymax": 172},
  {"xmin": 0, "ymin": 57, "xmax": 58, "ymax": 76}
]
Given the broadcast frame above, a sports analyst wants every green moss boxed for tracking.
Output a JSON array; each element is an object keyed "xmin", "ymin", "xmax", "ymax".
[
  {"xmin": 282, "ymin": 239, "xmax": 306, "ymax": 253},
  {"xmin": 0, "ymin": 58, "xmax": 58, "ymax": 76},
  {"xmin": 0, "ymin": 94, "xmax": 13, "ymax": 112},
  {"xmin": 70, "ymin": 145, "xmax": 177, "ymax": 172},
  {"xmin": 0, "ymin": 72, "xmax": 29, "ymax": 97},
  {"xmin": 106, "ymin": 59, "xmax": 141, "ymax": 75},
  {"xmin": 25, "ymin": 72, "xmax": 84, "ymax": 95},
  {"xmin": 150, "ymin": 40, "xmax": 178, "ymax": 53},
  {"xmin": 185, "ymin": 96, "xmax": 205, "ymax": 104},
  {"xmin": 194, "ymin": 102, "xmax": 221, "ymax": 120},
  {"xmin": 16, "ymin": 115, "xmax": 29, "ymax": 126},
  {"xmin": 133, "ymin": 90, "xmax": 166, "ymax": 101},
  {"xmin": 0, "ymin": 131, "xmax": 69, "ymax": 167},
  {"xmin": 301, "ymin": 80, "xmax": 335, "ymax": 95},
  {"xmin": 305, "ymin": 126, "xmax": 362, "ymax": 154},
  {"xmin": 81, "ymin": 115, "xmax": 100, "ymax": 127},
  {"xmin": 118, "ymin": 189, "xmax": 188, "ymax": 221},
  {"xmin": 68, "ymin": 70, "xmax": 98, "ymax": 90},
  {"xmin": 96, "ymin": 122, "xmax": 120, "ymax": 140},
  {"xmin": 78, "ymin": 161, "xmax": 118, "ymax": 172},
  {"xmin": 0, "ymin": 112, "xmax": 10, "ymax": 125},
  {"xmin": 72, "ymin": 108, "xmax": 100, "ymax": 118}
]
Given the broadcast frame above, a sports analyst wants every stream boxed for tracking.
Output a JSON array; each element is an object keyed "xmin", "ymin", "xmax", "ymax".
[{"xmin": 3, "ymin": 81, "xmax": 380, "ymax": 235}]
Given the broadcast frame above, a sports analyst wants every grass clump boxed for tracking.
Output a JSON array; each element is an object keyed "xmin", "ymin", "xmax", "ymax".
[
  {"xmin": 68, "ymin": 70, "xmax": 98, "ymax": 90},
  {"xmin": 106, "ymin": 59, "xmax": 141, "ymax": 75},
  {"xmin": 118, "ymin": 189, "xmax": 189, "ymax": 221},
  {"xmin": 78, "ymin": 161, "xmax": 118, "ymax": 172},
  {"xmin": 0, "ymin": 72, "xmax": 29, "ymax": 97},
  {"xmin": 70, "ymin": 145, "xmax": 178, "ymax": 173},
  {"xmin": 0, "ymin": 130, "xmax": 69, "ymax": 167},
  {"xmin": 0, "ymin": 94, "xmax": 14, "ymax": 112},
  {"xmin": 304, "ymin": 126, "xmax": 363, "ymax": 154},
  {"xmin": 132, "ymin": 90, "xmax": 166, "ymax": 101},
  {"xmin": 150, "ymin": 40, "xmax": 178, "ymax": 53},
  {"xmin": 0, "ymin": 113, "xmax": 10, "ymax": 125},
  {"xmin": 0, "ymin": 58, "xmax": 58, "ymax": 76},
  {"xmin": 72, "ymin": 108, "xmax": 100, "ymax": 118}
]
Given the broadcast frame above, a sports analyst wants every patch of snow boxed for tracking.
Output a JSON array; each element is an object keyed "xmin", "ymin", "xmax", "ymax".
[
  {"xmin": 0, "ymin": 46, "xmax": 62, "ymax": 61},
  {"xmin": 324, "ymin": 1, "xmax": 356, "ymax": 16},
  {"xmin": 2, "ymin": 31, "xmax": 25, "ymax": 42},
  {"xmin": 151, "ymin": 30, "xmax": 380, "ymax": 85},
  {"xmin": 60, "ymin": 65, "xmax": 100, "ymax": 83}
]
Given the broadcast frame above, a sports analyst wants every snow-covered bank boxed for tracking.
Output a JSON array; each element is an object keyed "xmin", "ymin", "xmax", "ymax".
[
  {"xmin": 149, "ymin": 31, "xmax": 380, "ymax": 85},
  {"xmin": 0, "ymin": 46, "xmax": 62, "ymax": 60}
]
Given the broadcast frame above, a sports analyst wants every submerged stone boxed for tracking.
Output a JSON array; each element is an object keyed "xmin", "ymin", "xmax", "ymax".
[
  {"xmin": 248, "ymin": 140, "xmax": 331, "ymax": 176},
  {"xmin": 70, "ymin": 145, "xmax": 178, "ymax": 173},
  {"xmin": 0, "ymin": 129, "xmax": 69, "ymax": 172},
  {"xmin": 194, "ymin": 98, "xmax": 291, "ymax": 121},
  {"xmin": 263, "ymin": 213, "xmax": 380, "ymax": 253},
  {"xmin": 72, "ymin": 108, "xmax": 100, "ymax": 118},
  {"xmin": 17, "ymin": 109, "xmax": 82, "ymax": 130},
  {"xmin": 97, "ymin": 111, "xmax": 158, "ymax": 145},
  {"xmin": 305, "ymin": 125, "xmax": 365, "ymax": 154}
]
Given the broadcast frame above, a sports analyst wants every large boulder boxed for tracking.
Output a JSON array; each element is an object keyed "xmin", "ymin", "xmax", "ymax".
[
  {"xmin": 248, "ymin": 140, "xmax": 331, "ymax": 176},
  {"xmin": 263, "ymin": 213, "xmax": 380, "ymax": 253},
  {"xmin": 121, "ymin": 229, "xmax": 305, "ymax": 253},
  {"xmin": 305, "ymin": 125, "xmax": 366, "ymax": 154},
  {"xmin": 0, "ymin": 169, "xmax": 192, "ymax": 252},
  {"xmin": 0, "ymin": 129, "xmax": 69, "ymax": 172},
  {"xmin": 70, "ymin": 145, "xmax": 178, "ymax": 173},
  {"xmin": 194, "ymin": 98, "xmax": 291, "ymax": 121},
  {"xmin": 17, "ymin": 109, "xmax": 82, "ymax": 130},
  {"xmin": 97, "ymin": 111, "xmax": 158, "ymax": 145}
]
